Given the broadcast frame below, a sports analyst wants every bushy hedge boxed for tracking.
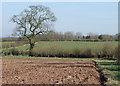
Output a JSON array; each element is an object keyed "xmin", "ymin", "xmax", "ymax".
[
  {"xmin": 2, "ymin": 44, "xmax": 118, "ymax": 59},
  {"xmin": 2, "ymin": 48, "xmax": 29, "ymax": 56}
]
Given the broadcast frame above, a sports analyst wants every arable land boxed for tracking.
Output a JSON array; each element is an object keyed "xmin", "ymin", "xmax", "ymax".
[{"xmin": 2, "ymin": 57, "xmax": 102, "ymax": 84}]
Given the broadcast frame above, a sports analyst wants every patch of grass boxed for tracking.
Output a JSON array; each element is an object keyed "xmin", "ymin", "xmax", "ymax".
[{"xmin": 94, "ymin": 59, "xmax": 119, "ymax": 85}]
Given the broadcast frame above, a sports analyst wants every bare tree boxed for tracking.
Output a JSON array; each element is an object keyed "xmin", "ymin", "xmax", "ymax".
[
  {"xmin": 75, "ymin": 32, "xmax": 83, "ymax": 40},
  {"xmin": 64, "ymin": 32, "xmax": 74, "ymax": 41},
  {"xmin": 11, "ymin": 5, "xmax": 56, "ymax": 56},
  {"xmin": 87, "ymin": 32, "xmax": 98, "ymax": 39}
]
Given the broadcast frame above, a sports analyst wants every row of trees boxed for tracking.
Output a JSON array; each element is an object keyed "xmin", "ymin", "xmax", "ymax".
[{"xmin": 35, "ymin": 30, "xmax": 119, "ymax": 41}]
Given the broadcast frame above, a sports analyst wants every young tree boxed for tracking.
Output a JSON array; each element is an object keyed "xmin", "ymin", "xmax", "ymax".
[{"xmin": 11, "ymin": 5, "xmax": 56, "ymax": 56}]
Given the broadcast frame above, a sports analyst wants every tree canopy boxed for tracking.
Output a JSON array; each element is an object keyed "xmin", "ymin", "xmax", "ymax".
[{"xmin": 11, "ymin": 5, "xmax": 56, "ymax": 56}]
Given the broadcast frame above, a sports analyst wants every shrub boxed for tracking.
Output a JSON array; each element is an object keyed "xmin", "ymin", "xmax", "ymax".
[
  {"xmin": 2, "ymin": 48, "xmax": 29, "ymax": 56},
  {"xmin": 93, "ymin": 47, "xmax": 103, "ymax": 58},
  {"xmin": 73, "ymin": 48, "xmax": 81, "ymax": 58},
  {"xmin": 2, "ymin": 48, "xmax": 18, "ymax": 56},
  {"xmin": 82, "ymin": 48, "xmax": 93, "ymax": 58},
  {"xmin": 9, "ymin": 48, "xmax": 19, "ymax": 55},
  {"xmin": 63, "ymin": 49, "xmax": 73, "ymax": 57},
  {"xmin": 20, "ymin": 50, "xmax": 29, "ymax": 56},
  {"xmin": 31, "ymin": 45, "xmax": 64, "ymax": 57},
  {"xmin": 31, "ymin": 47, "xmax": 46, "ymax": 57},
  {"xmin": 114, "ymin": 46, "xmax": 119, "ymax": 59},
  {"xmin": 2, "ymin": 50, "xmax": 10, "ymax": 56},
  {"xmin": 101, "ymin": 43, "xmax": 116, "ymax": 58}
]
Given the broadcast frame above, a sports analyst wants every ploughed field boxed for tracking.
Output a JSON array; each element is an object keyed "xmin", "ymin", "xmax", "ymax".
[{"xmin": 2, "ymin": 57, "xmax": 102, "ymax": 84}]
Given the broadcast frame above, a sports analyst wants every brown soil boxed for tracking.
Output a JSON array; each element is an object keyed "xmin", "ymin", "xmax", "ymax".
[{"xmin": 2, "ymin": 57, "xmax": 102, "ymax": 84}]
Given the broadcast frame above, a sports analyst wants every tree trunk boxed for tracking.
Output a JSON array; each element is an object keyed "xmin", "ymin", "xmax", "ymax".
[{"xmin": 29, "ymin": 42, "xmax": 35, "ymax": 56}]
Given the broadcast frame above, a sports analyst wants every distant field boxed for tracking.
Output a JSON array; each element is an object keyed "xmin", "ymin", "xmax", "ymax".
[
  {"xmin": 1, "ymin": 41, "xmax": 28, "ymax": 49},
  {"xmin": 9, "ymin": 41, "xmax": 118, "ymax": 51},
  {"xmin": 1, "ymin": 42, "xmax": 15, "ymax": 49},
  {"xmin": 1, "ymin": 42, "xmax": 14, "ymax": 45}
]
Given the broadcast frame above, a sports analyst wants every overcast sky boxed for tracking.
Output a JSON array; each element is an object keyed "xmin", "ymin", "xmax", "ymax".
[{"xmin": 2, "ymin": 2, "xmax": 118, "ymax": 37}]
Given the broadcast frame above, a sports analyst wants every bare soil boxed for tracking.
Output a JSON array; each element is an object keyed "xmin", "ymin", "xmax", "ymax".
[{"xmin": 2, "ymin": 57, "xmax": 102, "ymax": 84}]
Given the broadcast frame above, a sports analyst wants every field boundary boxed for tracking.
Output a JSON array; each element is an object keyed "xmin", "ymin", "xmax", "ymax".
[
  {"xmin": 93, "ymin": 60, "xmax": 107, "ymax": 86},
  {"xmin": 2, "ymin": 42, "xmax": 40, "ymax": 51}
]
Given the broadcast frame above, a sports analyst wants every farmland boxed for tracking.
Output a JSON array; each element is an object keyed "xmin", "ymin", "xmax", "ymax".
[
  {"xmin": 1, "ymin": 42, "xmax": 15, "ymax": 49},
  {"xmin": 9, "ymin": 41, "xmax": 118, "ymax": 50},
  {"xmin": 1, "ymin": 41, "xmax": 119, "ymax": 85},
  {"xmin": 2, "ymin": 57, "xmax": 101, "ymax": 84},
  {"xmin": 2, "ymin": 2, "xmax": 119, "ymax": 85},
  {"xmin": 2, "ymin": 41, "xmax": 118, "ymax": 58},
  {"xmin": 2, "ymin": 56, "xmax": 120, "ymax": 85},
  {"xmin": 1, "ymin": 41, "xmax": 28, "ymax": 49}
]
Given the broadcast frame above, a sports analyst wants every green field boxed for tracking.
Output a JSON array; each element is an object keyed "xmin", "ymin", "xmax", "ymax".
[
  {"xmin": 1, "ymin": 42, "xmax": 15, "ymax": 49},
  {"xmin": 2, "ymin": 41, "xmax": 118, "ymax": 58},
  {"xmin": 12, "ymin": 41, "xmax": 118, "ymax": 50},
  {"xmin": 1, "ymin": 41, "xmax": 28, "ymax": 49},
  {"xmin": 96, "ymin": 59, "xmax": 120, "ymax": 85}
]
